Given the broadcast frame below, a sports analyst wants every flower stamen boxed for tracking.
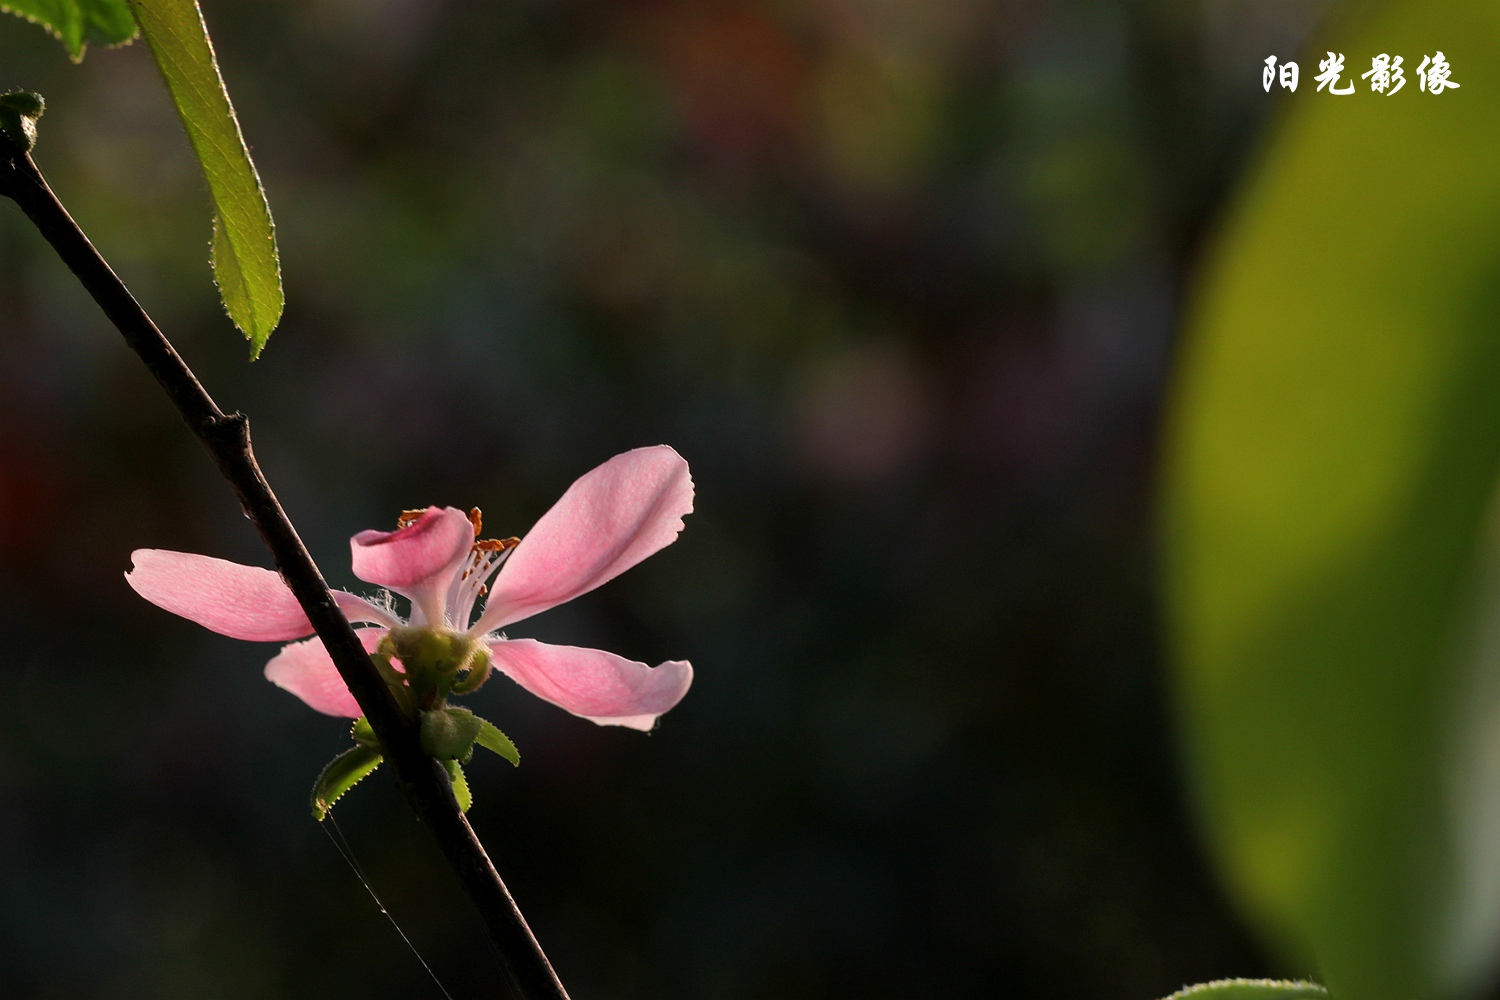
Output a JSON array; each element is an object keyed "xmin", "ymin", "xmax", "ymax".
[{"xmin": 468, "ymin": 508, "xmax": 518, "ymax": 553}]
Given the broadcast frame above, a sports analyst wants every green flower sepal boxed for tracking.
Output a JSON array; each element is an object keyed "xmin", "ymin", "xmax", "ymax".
[{"xmin": 309, "ymin": 710, "xmax": 519, "ymax": 821}]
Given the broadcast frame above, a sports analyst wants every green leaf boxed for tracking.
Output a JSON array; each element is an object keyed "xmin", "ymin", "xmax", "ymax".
[
  {"xmin": 1163, "ymin": 3, "xmax": 1500, "ymax": 999},
  {"xmin": 473, "ymin": 713, "xmax": 520, "ymax": 766},
  {"xmin": 125, "ymin": 0, "xmax": 282, "ymax": 356},
  {"xmin": 442, "ymin": 759, "xmax": 471, "ymax": 813},
  {"xmin": 0, "ymin": 0, "xmax": 136, "ymax": 60},
  {"xmin": 1161, "ymin": 981, "xmax": 1327, "ymax": 1000},
  {"xmin": 419, "ymin": 707, "xmax": 484, "ymax": 762},
  {"xmin": 310, "ymin": 745, "xmax": 383, "ymax": 821}
]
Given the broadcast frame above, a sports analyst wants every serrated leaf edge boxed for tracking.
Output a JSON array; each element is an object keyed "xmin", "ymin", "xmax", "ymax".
[
  {"xmin": 0, "ymin": 1, "xmax": 138, "ymax": 60},
  {"xmin": 471, "ymin": 712, "xmax": 521, "ymax": 766},
  {"xmin": 0, "ymin": 2, "xmax": 80, "ymax": 57},
  {"xmin": 1161, "ymin": 980, "xmax": 1327, "ymax": 1000},
  {"xmin": 126, "ymin": 0, "xmax": 282, "ymax": 355},
  {"xmin": 442, "ymin": 759, "xmax": 472, "ymax": 813},
  {"xmin": 310, "ymin": 745, "xmax": 383, "ymax": 821}
]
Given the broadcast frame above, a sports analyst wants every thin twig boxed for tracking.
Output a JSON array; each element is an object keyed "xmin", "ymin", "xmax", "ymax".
[{"xmin": 0, "ymin": 133, "xmax": 569, "ymax": 1000}]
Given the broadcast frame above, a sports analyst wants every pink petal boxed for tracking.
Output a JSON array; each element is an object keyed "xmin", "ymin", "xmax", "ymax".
[
  {"xmin": 335, "ymin": 592, "xmax": 403, "ymax": 630},
  {"xmin": 351, "ymin": 506, "xmax": 474, "ymax": 626},
  {"xmin": 487, "ymin": 638, "xmax": 692, "ymax": 731},
  {"xmin": 127, "ymin": 549, "xmax": 400, "ymax": 640},
  {"xmin": 473, "ymin": 446, "xmax": 693, "ymax": 632},
  {"xmin": 127, "ymin": 549, "xmax": 313, "ymax": 642},
  {"xmin": 264, "ymin": 627, "xmax": 388, "ymax": 717}
]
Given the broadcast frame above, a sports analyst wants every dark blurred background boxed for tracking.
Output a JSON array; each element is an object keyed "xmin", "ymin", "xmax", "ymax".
[{"xmin": 0, "ymin": 0, "xmax": 1329, "ymax": 996}]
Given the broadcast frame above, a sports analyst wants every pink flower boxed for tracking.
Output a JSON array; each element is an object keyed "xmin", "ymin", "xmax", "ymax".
[{"xmin": 126, "ymin": 446, "xmax": 695, "ymax": 732}]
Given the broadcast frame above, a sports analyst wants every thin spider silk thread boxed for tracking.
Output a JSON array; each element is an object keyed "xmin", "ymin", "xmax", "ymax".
[
  {"xmin": 322, "ymin": 813, "xmax": 456, "ymax": 1000},
  {"xmin": 331, "ymin": 814, "xmax": 523, "ymax": 1000},
  {"xmin": 484, "ymin": 924, "xmax": 526, "ymax": 1000}
]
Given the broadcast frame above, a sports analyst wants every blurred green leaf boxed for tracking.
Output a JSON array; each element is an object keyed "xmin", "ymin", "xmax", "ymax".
[
  {"xmin": 126, "ymin": 0, "xmax": 282, "ymax": 356},
  {"xmin": 0, "ymin": 0, "xmax": 136, "ymax": 59},
  {"xmin": 310, "ymin": 746, "xmax": 383, "ymax": 822},
  {"xmin": 1164, "ymin": 3, "xmax": 1500, "ymax": 999},
  {"xmin": 442, "ymin": 759, "xmax": 471, "ymax": 813},
  {"xmin": 1162, "ymin": 981, "xmax": 1326, "ymax": 1000}
]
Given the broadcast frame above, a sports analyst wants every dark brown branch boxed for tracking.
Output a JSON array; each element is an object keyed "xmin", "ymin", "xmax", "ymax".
[{"xmin": 0, "ymin": 135, "xmax": 568, "ymax": 1000}]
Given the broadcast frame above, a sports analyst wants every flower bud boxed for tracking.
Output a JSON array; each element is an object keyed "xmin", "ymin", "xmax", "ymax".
[{"xmin": 0, "ymin": 91, "xmax": 44, "ymax": 152}]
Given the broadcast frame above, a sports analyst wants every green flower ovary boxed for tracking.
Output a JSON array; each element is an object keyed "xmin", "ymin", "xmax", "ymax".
[{"xmin": 380, "ymin": 625, "xmax": 493, "ymax": 710}]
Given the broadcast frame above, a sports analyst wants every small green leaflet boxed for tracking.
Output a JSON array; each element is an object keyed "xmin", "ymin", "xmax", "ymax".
[
  {"xmin": 125, "ymin": 0, "xmax": 283, "ymax": 357},
  {"xmin": 311, "ymin": 745, "xmax": 383, "ymax": 821},
  {"xmin": 351, "ymin": 715, "xmax": 379, "ymax": 750},
  {"xmin": 419, "ymin": 707, "xmax": 521, "ymax": 767},
  {"xmin": 442, "ymin": 759, "xmax": 472, "ymax": 813},
  {"xmin": 1161, "ymin": 981, "xmax": 1327, "ymax": 1000},
  {"xmin": 0, "ymin": 0, "xmax": 136, "ymax": 60},
  {"xmin": 420, "ymin": 707, "xmax": 484, "ymax": 762}
]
